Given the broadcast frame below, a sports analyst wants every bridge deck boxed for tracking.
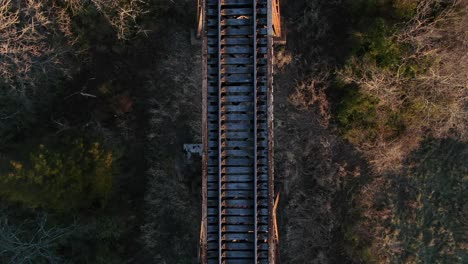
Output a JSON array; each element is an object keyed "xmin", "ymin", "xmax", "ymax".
[{"xmin": 201, "ymin": 0, "xmax": 275, "ymax": 263}]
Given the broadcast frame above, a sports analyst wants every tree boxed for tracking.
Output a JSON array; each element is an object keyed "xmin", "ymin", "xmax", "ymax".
[
  {"xmin": 337, "ymin": 0, "xmax": 467, "ymax": 172},
  {"xmin": 0, "ymin": 214, "xmax": 75, "ymax": 264},
  {"xmin": 0, "ymin": 0, "xmax": 147, "ymax": 91},
  {"xmin": 0, "ymin": 0, "xmax": 68, "ymax": 91}
]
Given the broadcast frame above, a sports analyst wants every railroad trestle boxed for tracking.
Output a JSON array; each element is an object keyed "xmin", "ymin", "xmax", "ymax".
[{"xmin": 199, "ymin": 1, "xmax": 281, "ymax": 263}]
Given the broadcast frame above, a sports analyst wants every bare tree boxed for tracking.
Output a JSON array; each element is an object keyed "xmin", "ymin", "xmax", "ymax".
[
  {"xmin": 338, "ymin": 0, "xmax": 468, "ymax": 172},
  {"xmin": 0, "ymin": 214, "xmax": 75, "ymax": 264},
  {"xmin": 0, "ymin": 0, "xmax": 147, "ymax": 93},
  {"xmin": 0, "ymin": 0, "xmax": 66, "ymax": 92},
  {"xmin": 90, "ymin": 0, "xmax": 147, "ymax": 40},
  {"xmin": 64, "ymin": 0, "xmax": 147, "ymax": 40},
  {"xmin": 399, "ymin": 0, "xmax": 468, "ymax": 139}
]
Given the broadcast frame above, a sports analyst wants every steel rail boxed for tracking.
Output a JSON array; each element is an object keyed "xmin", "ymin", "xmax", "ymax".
[
  {"xmin": 217, "ymin": 0, "xmax": 223, "ymax": 262},
  {"xmin": 253, "ymin": 0, "xmax": 259, "ymax": 263}
]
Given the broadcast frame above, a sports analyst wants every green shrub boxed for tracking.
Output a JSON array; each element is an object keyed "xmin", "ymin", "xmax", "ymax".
[
  {"xmin": 346, "ymin": 0, "xmax": 420, "ymax": 71},
  {"xmin": 335, "ymin": 0, "xmax": 432, "ymax": 147},
  {"xmin": 360, "ymin": 19, "xmax": 405, "ymax": 69},
  {"xmin": 338, "ymin": 87, "xmax": 379, "ymax": 130},
  {"xmin": 349, "ymin": 0, "xmax": 417, "ymax": 23},
  {"xmin": 0, "ymin": 138, "xmax": 113, "ymax": 212},
  {"xmin": 335, "ymin": 85, "xmax": 402, "ymax": 145},
  {"xmin": 393, "ymin": 0, "xmax": 418, "ymax": 19}
]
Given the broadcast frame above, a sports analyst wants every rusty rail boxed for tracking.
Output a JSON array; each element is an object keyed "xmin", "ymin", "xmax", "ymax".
[
  {"xmin": 272, "ymin": 0, "xmax": 281, "ymax": 37},
  {"xmin": 197, "ymin": 0, "xmax": 204, "ymax": 38}
]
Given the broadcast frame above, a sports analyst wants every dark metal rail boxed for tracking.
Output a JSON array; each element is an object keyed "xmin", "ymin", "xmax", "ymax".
[
  {"xmin": 252, "ymin": 1, "xmax": 259, "ymax": 263},
  {"xmin": 217, "ymin": 1, "xmax": 223, "ymax": 262},
  {"xmin": 203, "ymin": 0, "xmax": 272, "ymax": 263}
]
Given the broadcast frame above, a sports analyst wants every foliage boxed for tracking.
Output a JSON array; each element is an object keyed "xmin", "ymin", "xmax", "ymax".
[
  {"xmin": 337, "ymin": 84, "xmax": 406, "ymax": 148},
  {"xmin": 349, "ymin": 0, "xmax": 417, "ymax": 22},
  {"xmin": 353, "ymin": 19, "xmax": 407, "ymax": 70},
  {"xmin": 0, "ymin": 0, "xmax": 149, "ymax": 148},
  {"xmin": 393, "ymin": 0, "xmax": 418, "ymax": 18},
  {"xmin": 0, "ymin": 138, "xmax": 113, "ymax": 212},
  {"xmin": 337, "ymin": 87, "xmax": 379, "ymax": 142},
  {"xmin": 335, "ymin": 3, "xmax": 467, "ymax": 261}
]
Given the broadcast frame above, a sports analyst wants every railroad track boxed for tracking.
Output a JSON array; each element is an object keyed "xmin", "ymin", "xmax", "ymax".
[{"xmin": 204, "ymin": 0, "xmax": 272, "ymax": 263}]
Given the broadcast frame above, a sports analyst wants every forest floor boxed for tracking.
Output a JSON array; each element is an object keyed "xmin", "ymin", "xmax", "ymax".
[
  {"xmin": 100, "ymin": 18, "xmax": 204, "ymax": 262},
  {"xmin": 272, "ymin": 2, "xmax": 363, "ymax": 262}
]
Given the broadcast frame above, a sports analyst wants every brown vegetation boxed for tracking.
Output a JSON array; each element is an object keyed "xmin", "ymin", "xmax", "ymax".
[
  {"xmin": 0, "ymin": 0, "xmax": 146, "ymax": 92},
  {"xmin": 349, "ymin": 139, "xmax": 467, "ymax": 263},
  {"xmin": 277, "ymin": 0, "xmax": 467, "ymax": 263},
  {"xmin": 339, "ymin": 0, "xmax": 467, "ymax": 172},
  {"xmin": 289, "ymin": 71, "xmax": 331, "ymax": 127},
  {"xmin": 86, "ymin": 0, "xmax": 147, "ymax": 39},
  {"xmin": 0, "ymin": 0, "xmax": 70, "ymax": 90}
]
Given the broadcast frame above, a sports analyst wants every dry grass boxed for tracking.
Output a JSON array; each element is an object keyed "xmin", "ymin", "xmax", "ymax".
[
  {"xmin": 349, "ymin": 139, "xmax": 467, "ymax": 263},
  {"xmin": 290, "ymin": 81, "xmax": 331, "ymax": 128},
  {"xmin": 289, "ymin": 68, "xmax": 331, "ymax": 128},
  {"xmin": 274, "ymin": 49, "xmax": 293, "ymax": 70}
]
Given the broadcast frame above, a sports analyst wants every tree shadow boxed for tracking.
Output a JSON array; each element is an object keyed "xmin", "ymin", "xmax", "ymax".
[{"xmin": 382, "ymin": 138, "xmax": 467, "ymax": 262}]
